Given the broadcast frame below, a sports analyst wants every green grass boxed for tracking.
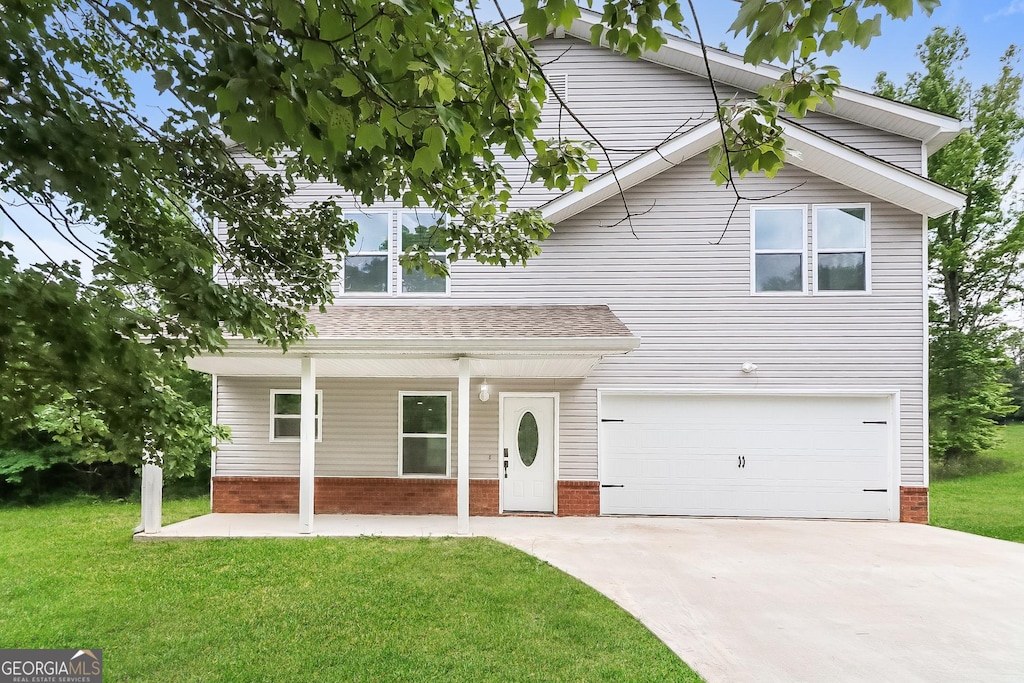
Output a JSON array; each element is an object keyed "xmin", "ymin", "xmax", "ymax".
[
  {"xmin": 0, "ymin": 499, "xmax": 699, "ymax": 682},
  {"xmin": 930, "ymin": 423, "xmax": 1024, "ymax": 543}
]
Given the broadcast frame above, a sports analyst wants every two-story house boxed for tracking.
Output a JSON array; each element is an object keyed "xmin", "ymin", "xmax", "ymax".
[{"xmin": 175, "ymin": 12, "xmax": 966, "ymax": 535}]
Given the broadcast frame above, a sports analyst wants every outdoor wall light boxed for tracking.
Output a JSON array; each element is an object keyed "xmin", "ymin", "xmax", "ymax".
[
  {"xmin": 741, "ymin": 362, "xmax": 759, "ymax": 374},
  {"xmin": 478, "ymin": 382, "xmax": 491, "ymax": 402}
]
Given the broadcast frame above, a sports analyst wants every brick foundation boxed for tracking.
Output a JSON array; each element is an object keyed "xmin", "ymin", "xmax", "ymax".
[
  {"xmin": 212, "ymin": 477, "xmax": 600, "ymax": 516},
  {"xmin": 900, "ymin": 486, "xmax": 929, "ymax": 524},
  {"xmin": 557, "ymin": 480, "xmax": 601, "ymax": 516}
]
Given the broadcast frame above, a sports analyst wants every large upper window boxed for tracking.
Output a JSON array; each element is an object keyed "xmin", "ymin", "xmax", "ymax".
[
  {"xmin": 400, "ymin": 211, "xmax": 449, "ymax": 294},
  {"xmin": 270, "ymin": 390, "xmax": 323, "ymax": 442},
  {"xmin": 342, "ymin": 212, "xmax": 390, "ymax": 294},
  {"xmin": 399, "ymin": 392, "xmax": 450, "ymax": 476},
  {"xmin": 339, "ymin": 209, "xmax": 449, "ymax": 296},
  {"xmin": 814, "ymin": 205, "xmax": 870, "ymax": 292},
  {"xmin": 751, "ymin": 207, "xmax": 807, "ymax": 293}
]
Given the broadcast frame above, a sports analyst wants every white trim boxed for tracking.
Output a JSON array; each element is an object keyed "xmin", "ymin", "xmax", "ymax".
[
  {"xmin": 538, "ymin": 120, "xmax": 966, "ymax": 225},
  {"xmin": 497, "ymin": 392, "xmax": 560, "ymax": 515},
  {"xmin": 398, "ymin": 390, "xmax": 453, "ymax": 478},
  {"xmin": 541, "ymin": 120, "xmax": 721, "ymax": 224},
  {"xmin": 205, "ymin": 336, "xmax": 639, "ymax": 355},
  {"xmin": 269, "ymin": 389, "xmax": 323, "ymax": 442},
  {"xmin": 596, "ymin": 387, "xmax": 901, "ymax": 521},
  {"xmin": 922, "ymin": 213, "xmax": 930, "ymax": 488},
  {"xmin": 339, "ymin": 210, "xmax": 392, "ymax": 296},
  {"xmin": 890, "ymin": 391, "xmax": 903, "ymax": 517},
  {"xmin": 397, "ymin": 210, "xmax": 451, "ymax": 297},
  {"xmin": 298, "ymin": 357, "xmax": 317, "ymax": 534},
  {"xmin": 750, "ymin": 205, "xmax": 808, "ymax": 295},
  {"xmin": 457, "ymin": 358, "xmax": 471, "ymax": 533},
  {"xmin": 210, "ymin": 374, "xmax": 218, "ymax": 512},
  {"xmin": 812, "ymin": 204, "xmax": 872, "ymax": 295},
  {"xmin": 515, "ymin": 9, "xmax": 965, "ymax": 149}
]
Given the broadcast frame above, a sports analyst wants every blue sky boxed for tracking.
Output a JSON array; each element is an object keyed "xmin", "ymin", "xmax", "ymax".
[
  {"xmin": 687, "ymin": 0, "xmax": 1024, "ymax": 92},
  {"xmin": 3, "ymin": 0, "xmax": 1022, "ymax": 272}
]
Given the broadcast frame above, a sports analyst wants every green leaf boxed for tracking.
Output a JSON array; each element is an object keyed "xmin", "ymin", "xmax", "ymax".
[
  {"xmin": 320, "ymin": 8, "xmax": 347, "ymax": 41},
  {"xmin": 522, "ymin": 7, "xmax": 549, "ymax": 38},
  {"xmin": 153, "ymin": 70, "xmax": 173, "ymax": 93},
  {"xmin": 355, "ymin": 123, "xmax": 385, "ymax": 151},
  {"xmin": 332, "ymin": 73, "xmax": 362, "ymax": 97},
  {"xmin": 302, "ymin": 41, "xmax": 334, "ymax": 70},
  {"xmin": 412, "ymin": 147, "xmax": 439, "ymax": 173},
  {"xmin": 423, "ymin": 125, "xmax": 446, "ymax": 154}
]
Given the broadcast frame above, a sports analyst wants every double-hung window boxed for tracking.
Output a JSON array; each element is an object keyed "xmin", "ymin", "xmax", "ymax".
[
  {"xmin": 270, "ymin": 390, "xmax": 323, "ymax": 442},
  {"xmin": 342, "ymin": 212, "xmax": 391, "ymax": 294},
  {"xmin": 751, "ymin": 207, "xmax": 807, "ymax": 293},
  {"xmin": 399, "ymin": 392, "xmax": 450, "ymax": 476},
  {"xmin": 814, "ymin": 205, "xmax": 870, "ymax": 292},
  {"xmin": 399, "ymin": 210, "xmax": 448, "ymax": 294}
]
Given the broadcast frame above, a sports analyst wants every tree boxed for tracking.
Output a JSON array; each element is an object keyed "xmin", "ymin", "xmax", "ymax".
[
  {"xmin": 875, "ymin": 28, "xmax": 1024, "ymax": 463},
  {"xmin": 0, "ymin": 0, "xmax": 942, "ymax": 475}
]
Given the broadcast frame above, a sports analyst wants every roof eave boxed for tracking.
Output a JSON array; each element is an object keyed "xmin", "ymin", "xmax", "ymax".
[{"xmin": 511, "ymin": 11, "xmax": 965, "ymax": 151}]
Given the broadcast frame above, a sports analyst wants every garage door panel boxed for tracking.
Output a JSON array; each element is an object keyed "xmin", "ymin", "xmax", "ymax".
[{"xmin": 600, "ymin": 394, "xmax": 892, "ymax": 520}]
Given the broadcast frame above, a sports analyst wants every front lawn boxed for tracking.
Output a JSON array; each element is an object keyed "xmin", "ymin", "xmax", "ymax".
[
  {"xmin": 0, "ymin": 498, "xmax": 699, "ymax": 682},
  {"xmin": 930, "ymin": 423, "xmax": 1024, "ymax": 543}
]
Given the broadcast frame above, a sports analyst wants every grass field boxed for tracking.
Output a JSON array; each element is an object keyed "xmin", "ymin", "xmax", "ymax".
[
  {"xmin": 0, "ymin": 498, "xmax": 699, "ymax": 682},
  {"xmin": 930, "ymin": 423, "xmax": 1024, "ymax": 543}
]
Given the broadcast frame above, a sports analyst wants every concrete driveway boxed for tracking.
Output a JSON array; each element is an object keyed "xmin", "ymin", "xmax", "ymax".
[{"xmin": 474, "ymin": 517, "xmax": 1024, "ymax": 682}]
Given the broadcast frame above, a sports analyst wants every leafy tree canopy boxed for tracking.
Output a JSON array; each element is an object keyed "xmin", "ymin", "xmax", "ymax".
[
  {"xmin": 0, "ymin": 0, "xmax": 942, "ymax": 471},
  {"xmin": 876, "ymin": 27, "xmax": 1024, "ymax": 461}
]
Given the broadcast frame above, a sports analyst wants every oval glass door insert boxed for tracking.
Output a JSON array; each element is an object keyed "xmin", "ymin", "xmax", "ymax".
[{"xmin": 518, "ymin": 411, "xmax": 539, "ymax": 467}]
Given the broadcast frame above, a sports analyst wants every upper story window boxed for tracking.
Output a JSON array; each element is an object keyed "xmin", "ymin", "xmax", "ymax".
[
  {"xmin": 751, "ymin": 206, "xmax": 807, "ymax": 294},
  {"xmin": 400, "ymin": 211, "xmax": 448, "ymax": 294},
  {"xmin": 340, "ymin": 209, "xmax": 449, "ymax": 296},
  {"xmin": 343, "ymin": 212, "xmax": 390, "ymax": 294},
  {"xmin": 814, "ymin": 205, "xmax": 870, "ymax": 293},
  {"xmin": 751, "ymin": 204, "xmax": 871, "ymax": 295}
]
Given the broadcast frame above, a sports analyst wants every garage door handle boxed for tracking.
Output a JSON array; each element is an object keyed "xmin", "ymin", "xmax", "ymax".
[
  {"xmin": 601, "ymin": 418, "xmax": 624, "ymax": 423},
  {"xmin": 863, "ymin": 421, "xmax": 888, "ymax": 424},
  {"xmin": 863, "ymin": 488, "xmax": 888, "ymax": 492},
  {"xmin": 601, "ymin": 484, "xmax": 625, "ymax": 488}
]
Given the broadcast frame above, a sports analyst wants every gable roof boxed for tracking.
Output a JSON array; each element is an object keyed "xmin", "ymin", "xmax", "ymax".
[
  {"xmin": 511, "ymin": 10, "xmax": 965, "ymax": 154},
  {"xmin": 540, "ymin": 118, "xmax": 966, "ymax": 223}
]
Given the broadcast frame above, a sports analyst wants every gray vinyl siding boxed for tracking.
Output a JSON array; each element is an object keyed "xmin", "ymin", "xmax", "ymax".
[
  {"xmin": 213, "ymin": 38, "xmax": 929, "ymax": 487},
  {"xmin": 214, "ymin": 156, "xmax": 926, "ymax": 486},
  {"xmin": 215, "ymin": 377, "xmax": 584, "ymax": 479},
  {"xmin": 447, "ymin": 158, "xmax": 926, "ymax": 484}
]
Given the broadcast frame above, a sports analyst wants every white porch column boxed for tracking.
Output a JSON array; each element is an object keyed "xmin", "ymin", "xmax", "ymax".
[
  {"xmin": 141, "ymin": 461, "xmax": 163, "ymax": 534},
  {"xmin": 299, "ymin": 357, "xmax": 317, "ymax": 534},
  {"xmin": 457, "ymin": 357, "xmax": 471, "ymax": 535}
]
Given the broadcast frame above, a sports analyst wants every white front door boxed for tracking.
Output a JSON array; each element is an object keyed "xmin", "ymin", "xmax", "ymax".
[{"xmin": 501, "ymin": 394, "xmax": 556, "ymax": 513}]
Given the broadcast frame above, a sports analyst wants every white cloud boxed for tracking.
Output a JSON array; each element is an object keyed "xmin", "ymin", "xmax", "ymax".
[{"xmin": 985, "ymin": 0, "xmax": 1024, "ymax": 21}]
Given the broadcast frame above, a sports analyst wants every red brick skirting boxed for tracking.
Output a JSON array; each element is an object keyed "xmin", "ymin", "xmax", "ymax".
[
  {"xmin": 213, "ymin": 477, "xmax": 298, "ymax": 513},
  {"xmin": 900, "ymin": 486, "xmax": 929, "ymax": 524},
  {"xmin": 557, "ymin": 480, "xmax": 601, "ymax": 516},
  {"xmin": 212, "ymin": 477, "xmax": 600, "ymax": 516}
]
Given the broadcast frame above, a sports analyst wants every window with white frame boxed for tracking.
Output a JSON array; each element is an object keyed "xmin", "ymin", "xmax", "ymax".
[
  {"xmin": 751, "ymin": 207, "xmax": 807, "ymax": 293},
  {"xmin": 342, "ymin": 212, "xmax": 391, "ymax": 293},
  {"xmin": 270, "ymin": 390, "xmax": 323, "ymax": 442},
  {"xmin": 399, "ymin": 392, "xmax": 450, "ymax": 476},
  {"xmin": 400, "ymin": 210, "xmax": 448, "ymax": 294},
  {"xmin": 814, "ymin": 205, "xmax": 870, "ymax": 292}
]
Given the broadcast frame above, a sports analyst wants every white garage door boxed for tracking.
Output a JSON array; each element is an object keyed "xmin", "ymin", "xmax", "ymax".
[{"xmin": 599, "ymin": 393, "xmax": 893, "ymax": 520}]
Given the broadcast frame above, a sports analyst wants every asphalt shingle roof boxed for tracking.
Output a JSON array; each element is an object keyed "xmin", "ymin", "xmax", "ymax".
[{"xmin": 304, "ymin": 305, "xmax": 633, "ymax": 339}]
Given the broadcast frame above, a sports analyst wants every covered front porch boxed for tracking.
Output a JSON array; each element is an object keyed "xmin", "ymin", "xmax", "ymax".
[{"xmin": 140, "ymin": 305, "xmax": 637, "ymax": 536}]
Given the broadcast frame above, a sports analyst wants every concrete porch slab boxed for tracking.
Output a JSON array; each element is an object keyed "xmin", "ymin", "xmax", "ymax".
[{"xmin": 137, "ymin": 513, "xmax": 462, "ymax": 539}]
